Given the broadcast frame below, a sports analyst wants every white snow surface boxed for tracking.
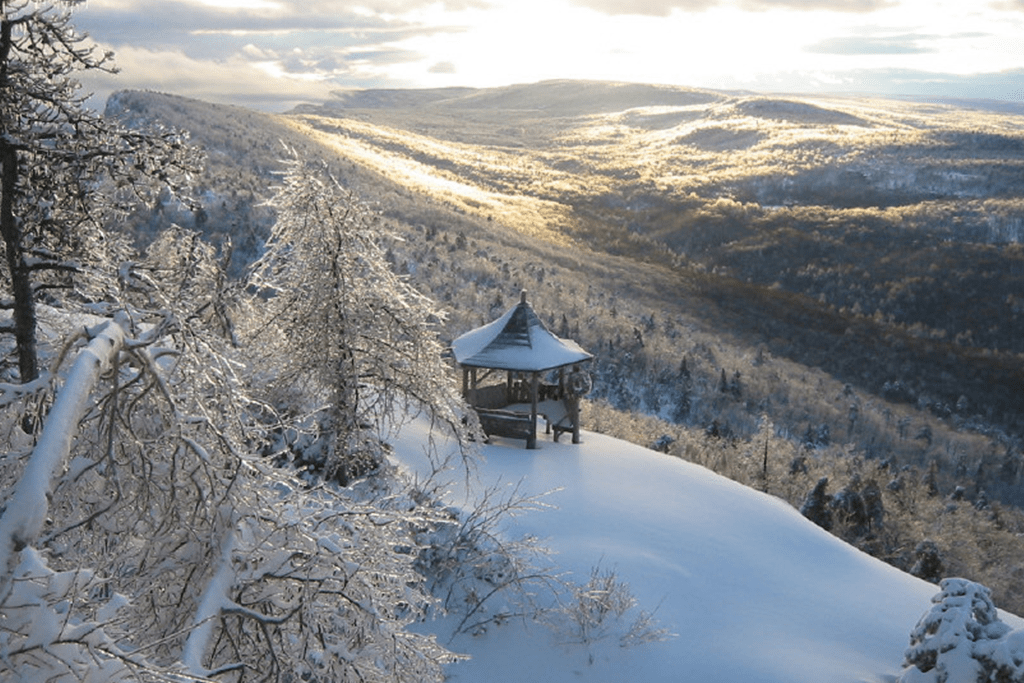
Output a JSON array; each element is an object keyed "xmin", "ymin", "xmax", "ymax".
[{"xmin": 391, "ymin": 421, "xmax": 943, "ymax": 683}]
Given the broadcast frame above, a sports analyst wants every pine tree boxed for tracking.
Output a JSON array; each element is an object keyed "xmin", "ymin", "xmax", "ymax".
[
  {"xmin": 900, "ymin": 579, "xmax": 1015, "ymax": 683},
  {"xmin": 909, "ymin": 540, "xmax": 944, "ymax": 584},
  {"xmin": 800, "ymin": 477, "xmax": 833, "ymax": 531},
  {"xmin": 247, "ymin": 157, "xmax": 473, "ymax": 483}
]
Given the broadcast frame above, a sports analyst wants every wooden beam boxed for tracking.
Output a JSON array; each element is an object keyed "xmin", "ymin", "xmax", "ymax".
[
  {"xmin": 572, "ymin": 364, "xmax": 582, "ymax": 444},
  {"xmin": 571, "ymin": 396, "xmax": 581, "ymax": 444},
  {"xmin": 528, "ymin": 371, "xmax": 539, "ymax": 449}
]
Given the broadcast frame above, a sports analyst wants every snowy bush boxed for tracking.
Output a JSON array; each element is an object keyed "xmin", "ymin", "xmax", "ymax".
[
  {"xmin": 899, "ymin": 578, "xmax": 1024, "ymax": 683},
  {"xmin": 548, "ymin": 565, "xmax": 671, "ymax": 654},
  {"xmin": 411, "ymin": 476, "xmax": 557, "ymax": 639}
]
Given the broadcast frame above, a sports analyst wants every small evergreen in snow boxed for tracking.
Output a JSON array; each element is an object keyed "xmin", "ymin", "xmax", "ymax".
[{"xmin": 900, "ymin": 578, "xmax": 1024, "ymax": 683}]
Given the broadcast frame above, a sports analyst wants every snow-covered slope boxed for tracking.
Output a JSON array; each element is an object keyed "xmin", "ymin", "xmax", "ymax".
[{"xmin": 391, "ymin": 423, "xmax": 941, "ymax": 683}]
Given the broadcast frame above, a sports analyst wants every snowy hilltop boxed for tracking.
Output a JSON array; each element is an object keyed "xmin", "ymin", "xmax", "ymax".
[{"xmin": 390, "ymin": 420, "xmax": 1015, "ymax": 683}]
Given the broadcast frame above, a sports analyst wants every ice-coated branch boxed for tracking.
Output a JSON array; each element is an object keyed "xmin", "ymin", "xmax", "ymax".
[
  {"xmin": 0, "ymin": 372, "xmax": 49, "ymax": 408},
  {"xmin": 181, "ymin": 511, "xmax": 240, "ymax": 677},
  {"xmin": 0, "ymin": 313, "xmax": 127, "ymax": 596}
]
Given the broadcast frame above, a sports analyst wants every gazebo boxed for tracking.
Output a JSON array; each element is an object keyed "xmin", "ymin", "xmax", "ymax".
[{"xmin": 451, "ymin": 291, "xmax": 593, "ymax": 448}]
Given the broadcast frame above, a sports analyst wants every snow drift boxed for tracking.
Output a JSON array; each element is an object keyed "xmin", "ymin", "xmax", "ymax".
[{"xmin": 391, "ymin": 422, "xmax": 948, "ymax": 683}]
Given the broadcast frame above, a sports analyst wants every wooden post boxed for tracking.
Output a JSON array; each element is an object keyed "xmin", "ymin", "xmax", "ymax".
[
  {"xmin": 571, "ymin": 364, "xmax": 582, "ymax": 444},
  {"xmin": 571, "ymin": 397, "xmax": 581, "ymax": 444},
  {"xmin": 528, "ymin": 371, "xmax": 539, "ymax": 449},
  {"xmin": 470, "ymin": 367, "xmax": 478, "ymax": 408}
]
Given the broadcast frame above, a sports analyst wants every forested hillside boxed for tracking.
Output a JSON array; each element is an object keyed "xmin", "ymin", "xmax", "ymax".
[
  {"xmin": 108, "ymin": 84, "xmax": 1024, "ymax": 447},
  {"xmin": 102, "ymin": 83, "xmax": 1024, "ymax": 612}
]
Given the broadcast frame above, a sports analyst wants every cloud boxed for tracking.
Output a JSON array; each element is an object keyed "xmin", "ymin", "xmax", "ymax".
[
  {"xmin": 990, "ymin": 0, "xmax": 1024, "ymax": 10},
  {"xmin": 567, "ymin": 0, "xmax": 716, "ymax": 16},
  {"xmin": 77, "ymin": 44, "xmax": 361, "ymax": 111},
  {"xmin": 737, "ymin": 0, "xmax": 895, "ymax": 11},
  {"xmin": 242, "ymin": 43, "xmax": 277, "ymax": 60},
  {"xmin": 428, "ymin": 60, "xmax": 457, "ymax": 74},
  {"xmin": 74, "ymin": 0, "xmax": 463, "ymax": 108},
  {"xmin": 805, "ymin": 34, "xmax": 934, "ymax": 55},
  {"xmin": 568, "ymin": 0, "xmax": 893, "ymax": 15},
  {"xmin": 78, "ymin": 0, "xmax": 457, "ymax": 52},
  {"xmin": 739, "ymin": 66, "xmax": 1024, "ymax": 102}
]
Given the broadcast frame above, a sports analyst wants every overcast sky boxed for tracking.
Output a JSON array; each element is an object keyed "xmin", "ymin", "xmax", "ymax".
[{"xmin": 75, "ymin": 0, "xmax": 1024, "ymax": 111}]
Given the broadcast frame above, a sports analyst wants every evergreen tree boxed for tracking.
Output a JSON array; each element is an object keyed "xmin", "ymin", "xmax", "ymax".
[
  {"xmin": 910, "ymin": 540, "xmax": 945, "ymax": 584},
  {"xmin": 899, "ymin": 579, "xmax": 1024, "ymax": 683},
  {"xmin": 247, "ymin": 157, "xmax": 473, "ymax": 483},
  {"xmin": 832, "ymin": 484, "xmax": 869, "ymax": 538},
  {"xmin": 800, "ymin": 477, "xmax": 833, "ymax": 531}
]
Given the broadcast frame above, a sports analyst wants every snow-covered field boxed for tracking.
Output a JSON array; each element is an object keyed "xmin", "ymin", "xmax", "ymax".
[{"xmin": 391, "ymin": 422, "xmax": 942, "ymax": 683}]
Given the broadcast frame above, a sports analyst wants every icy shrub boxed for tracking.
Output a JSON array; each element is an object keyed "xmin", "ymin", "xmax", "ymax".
[
  {"xmin": 899, "ymin": 578, "xmax": 1024, "ymax": 682},
  {"xmin": 412, "ymin": 481, "xmax": 553, "ymax": 638},
  {"xmin": 549, "ymin": 566, "xmax": 671, "ymax": 653}
]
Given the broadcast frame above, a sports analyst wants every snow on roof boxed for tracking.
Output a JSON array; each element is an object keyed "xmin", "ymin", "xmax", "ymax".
[{"xmin": 451, "ymin": 292, "xmax": 592, "ymax": 372}]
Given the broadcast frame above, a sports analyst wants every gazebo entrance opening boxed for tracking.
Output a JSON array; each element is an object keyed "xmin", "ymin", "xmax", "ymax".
[{"xmin": 451, "ymin": 292, "xmax": 593, "ymax": 449}]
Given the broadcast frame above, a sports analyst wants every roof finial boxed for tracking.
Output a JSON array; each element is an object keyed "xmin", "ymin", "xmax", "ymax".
[{"xmin": 521, "ymin": 290, "xmax": 528, "ymax": 305}]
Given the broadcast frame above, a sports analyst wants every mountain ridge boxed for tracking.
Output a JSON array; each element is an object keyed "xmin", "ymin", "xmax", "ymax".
[{"xmin": 302, "ymin": 79, "xmax": 728, "ymax": 117}]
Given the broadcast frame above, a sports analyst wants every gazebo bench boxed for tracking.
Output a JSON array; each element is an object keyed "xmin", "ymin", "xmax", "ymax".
[{"xmin": 476, "ymin": 408, "xmax": 535, "ymax": 444}]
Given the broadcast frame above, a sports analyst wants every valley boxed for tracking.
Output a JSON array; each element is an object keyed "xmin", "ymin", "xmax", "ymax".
[
  {"xmin": 111, "ymin": 80, "xmax": 1024, "ymax": 446},
  {"xmin": 104, "ymin": 81, "xmax": 1024, "ymax": 609}
]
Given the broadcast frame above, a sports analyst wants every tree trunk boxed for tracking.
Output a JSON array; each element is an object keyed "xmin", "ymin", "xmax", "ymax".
[
  {"xmin": 0, "ymin": 142, "xmax": 39, "ymax": 383},
  {"xmin": 1, "ymin": 14, "xmax": 39, "ymax": 383}
]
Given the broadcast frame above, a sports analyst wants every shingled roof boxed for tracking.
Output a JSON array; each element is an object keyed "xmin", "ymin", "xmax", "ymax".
[{"xmin": 451, "ymin": 292, "xmax": 592, "ymax": 372}]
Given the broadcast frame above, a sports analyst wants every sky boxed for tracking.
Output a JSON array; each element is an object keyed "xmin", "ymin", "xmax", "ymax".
[{"xmin": 73, "ymin": 0, "xmax": 1024, "ymax": 111}]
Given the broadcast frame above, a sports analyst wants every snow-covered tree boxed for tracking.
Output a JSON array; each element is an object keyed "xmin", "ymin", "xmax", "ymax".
[
  {"xmin": 246, "ymin": 156, "xmax": 474, "ymax": 483},
  {"xmin": 899, "ymin": 578, "xmax": 1024, "ymax": 683},
  {"xmin": 1, "ymin": 0, "xmax": 195, "ymax": 384},
  {"xmin": 0, "ymin": 222, "xmax": 464, "ymax": 681}
]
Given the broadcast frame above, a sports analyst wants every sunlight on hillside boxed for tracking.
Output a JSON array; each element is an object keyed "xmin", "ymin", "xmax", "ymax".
[{"xmin": 284, "ymin": 116, "xmax": 579, "ymax": 247}]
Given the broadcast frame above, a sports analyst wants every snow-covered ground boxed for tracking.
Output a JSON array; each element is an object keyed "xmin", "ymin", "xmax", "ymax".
[{"xmin": 390, "ymin": 421, "xmax": 943, "ymax": 683}]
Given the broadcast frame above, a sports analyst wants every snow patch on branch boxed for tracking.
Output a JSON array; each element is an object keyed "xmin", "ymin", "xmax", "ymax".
[
  {"xmin": 0, "ymin": 315, "xmax": 127, "ymax": 593},
  {"xmin": 181, "ymin": 511, "xmax": 240, "ymax": 677}
]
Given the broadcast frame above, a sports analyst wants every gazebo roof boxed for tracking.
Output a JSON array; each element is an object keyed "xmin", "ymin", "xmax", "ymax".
[{"xmin": 451, "ymin": 292, "xmax": 592, "ymax": 372}]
